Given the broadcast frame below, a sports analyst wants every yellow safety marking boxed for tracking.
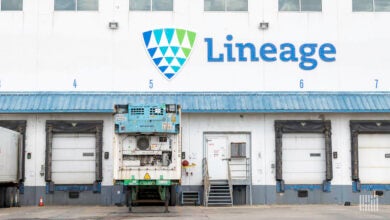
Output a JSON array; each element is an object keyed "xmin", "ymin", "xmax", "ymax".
[{"xmin": 144, "ymin": 173, "xmax": 151, "ymax": 180}]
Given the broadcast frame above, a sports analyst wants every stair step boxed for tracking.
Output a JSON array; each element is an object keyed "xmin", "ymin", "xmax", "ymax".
[
  {"xmin": 183, "ymin": 202, "xmax": 198, "ymax": 205},
  {"xmin": 208, "ymin": 203, "xmax": 233, "ymax": 206},
  {"xmin": 209, "ymin": 200, "xmax": 231, "ymax": 202},
  {"xmin": 209, "ymin": 195, "xmax": 230, "ymax": 199},
  {"xmin": 183, "ymin": 198, "xmax": 199, "ymax": 200},
  {"xmin": 208, "ymin": 202, "xmax": 232, "ymax": 204},
  {"xmin": 209, "ymin": 195, "xmax": 230, "ymax": 197},
  {"xmin": 209, "ymin": 182, "xmax": 229, "ymax": 185}
]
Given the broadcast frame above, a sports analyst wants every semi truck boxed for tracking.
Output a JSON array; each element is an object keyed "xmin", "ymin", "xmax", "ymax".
[
  {"xmin": 113, "ymin": 104, "xmax": 181, "ymax": 212},
  {"xmin": 0, "ymin": 126, "xmax": 23, "ymax": 208}
]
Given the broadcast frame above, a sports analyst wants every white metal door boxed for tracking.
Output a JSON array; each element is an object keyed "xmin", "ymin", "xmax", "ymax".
[
  {"xmin": 206, "ymin": 137, "xmax": 228, "ymax": 180},
  {"xmin": 359, "ymin": 134, "xmax": 390, "ymax": 184},
  {"xmin": 282, "ymin": 133, "xmax": 326, "ymax": 184},
  {"xmin": 52, "ymin": 133, "xmax": 96, "ymax": 184}
]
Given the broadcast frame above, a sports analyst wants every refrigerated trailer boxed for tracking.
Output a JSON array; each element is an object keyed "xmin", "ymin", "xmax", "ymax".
[
  {"xmin": 113, "ymin": 104, "xmax": 181, "ymax": 212},
  {"xmin": 0, "ymin": 126, "xmax": 23, "ymax": 208}
]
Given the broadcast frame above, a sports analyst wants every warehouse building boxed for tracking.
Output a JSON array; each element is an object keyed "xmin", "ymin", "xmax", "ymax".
[{"xmin": 0, "ymin": 0, "xmax": 390, "ymax": 206}]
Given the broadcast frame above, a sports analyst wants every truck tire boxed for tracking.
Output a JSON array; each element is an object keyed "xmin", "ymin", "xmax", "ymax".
[
  {"xmin": 169, "ymin": 185, "xmax": 177, "ymax": 206},
  {"xmin": 0, "ymin": 187, "xmax": 5, "ymax": 208},
  {"xmin": 13, "ymin": 188, "xmax": 20, "ymax": 207},
  {"xmin": 4, "ymin": 187, "xmax": 13, "ymax": 208}
]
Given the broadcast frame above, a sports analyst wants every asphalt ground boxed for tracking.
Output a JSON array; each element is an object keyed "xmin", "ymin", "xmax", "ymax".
[{"xmin": 0, "ymin": 205, "xmax": 389, "ymax": 220}]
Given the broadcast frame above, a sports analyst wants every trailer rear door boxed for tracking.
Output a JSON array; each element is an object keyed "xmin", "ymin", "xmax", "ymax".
[{"xmin": 0, "ymin": 127, "xmax": 20, "ymax": 183}]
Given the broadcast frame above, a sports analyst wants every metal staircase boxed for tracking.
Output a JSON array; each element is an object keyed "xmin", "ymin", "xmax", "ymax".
[
  {"xmin": 203, "ymin": 158, "xmax": 233, "ymax": 206},
  {"xmin": 207, "ymin": 180, "xmax": 233, "ymax": 206}
]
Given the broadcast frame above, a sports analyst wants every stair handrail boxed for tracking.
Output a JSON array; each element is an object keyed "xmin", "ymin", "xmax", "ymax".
[
  {"xmin": 202, "ymin": 157, "xmax": 210, "ymax": 206},
  {"xmin": 246, "ymin": 157, "xmax": 250, "ymax": 185},
  {"xmin": 228, "ymin": 158, "xmax": 251, "ymax": 184},
  {"xmin": 227, "ymin": 160, "xmax": 233, "ymax": 206}
]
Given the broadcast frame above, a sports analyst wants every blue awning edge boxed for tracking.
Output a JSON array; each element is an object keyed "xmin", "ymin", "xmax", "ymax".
[{"xmin": 0, "ymin": 91, "xmax": 389, "ymax": 113}]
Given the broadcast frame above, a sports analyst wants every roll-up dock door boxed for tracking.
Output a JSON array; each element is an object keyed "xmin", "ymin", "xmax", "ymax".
[
  {"xmin": 350, "ymin": 121, "xmax": 390, "ymax": 192},
  {"xmin": 275, "ymin": 120, "xmax": 332, "ymax": 192},
  {"xmin": 358, "ymin": 134, "xmax": 390, "ymax": 184},
  {"xmin": 282, "ymin": 133, "xmax": 326, "ymax": 184},
  {"xmin": 45, "ymin": 120, "xmax": 103, "ymax": 193},
  {"xmin": 52, "ymin": 133, "xmax": 96, "ymax": 184}
]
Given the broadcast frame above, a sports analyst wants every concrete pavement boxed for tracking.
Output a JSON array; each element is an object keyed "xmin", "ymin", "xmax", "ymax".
[{"xmin": 0, "ymin": 205, "xmax": 389, "ymax": 220}]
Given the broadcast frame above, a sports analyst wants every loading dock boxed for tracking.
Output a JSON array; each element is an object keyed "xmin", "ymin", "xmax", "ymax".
[
  {"xmin": 1, "ymin": 92, "xmax": 390, "ymax": 205},
  {"xmin": 45, "ymin": 121, "xmax": 103, "ymax": 194},
  {"xmin": 351, "ymin": 121, "xmax": 390, "ymax": 192},
  {"xmin": 275, "ymin": 120, "xmax": 333, "ymax": 193}
]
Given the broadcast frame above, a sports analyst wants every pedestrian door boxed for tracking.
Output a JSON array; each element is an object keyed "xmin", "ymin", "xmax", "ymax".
[{"xmin": 206, "ymin": 136, "xmax": 228, "ymax": 180}]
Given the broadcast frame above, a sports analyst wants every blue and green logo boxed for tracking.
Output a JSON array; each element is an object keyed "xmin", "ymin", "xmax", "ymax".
[{"xmin": 143, "ymin": 28, "xmax": 196, "ymax": 80}]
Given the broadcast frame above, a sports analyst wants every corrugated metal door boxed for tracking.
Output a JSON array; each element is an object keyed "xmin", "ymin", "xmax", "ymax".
[
  {"xmin": 282, "ymin": 133, "xmax": 326, "ymax": 184},
  {"xmin": 206, "ymin": 137, "xmax": 228, "ymax": 180},
  {"xmin": 358, "ymin": 134, "xmax": 390, "ymax": 184},
  {"xmin": 52, "ymin": 133, "xmax": 96, "ymax": 184}
]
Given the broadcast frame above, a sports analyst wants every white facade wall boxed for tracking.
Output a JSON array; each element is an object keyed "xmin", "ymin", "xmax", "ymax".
[
  {"xmin": 1, "ymin": 0, "xmax": 390, "ymax": 204},
  {"xmin": 0, "ymin": 1, "xmax": 389, "ymax": 91}
]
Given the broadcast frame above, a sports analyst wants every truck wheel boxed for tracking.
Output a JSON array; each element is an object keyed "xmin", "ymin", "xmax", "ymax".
[
  {"xmin": 4, "ymin": 187, "xmax": 13, "ymax": 208},
  {"xmin": 13, "ymin": 188, "xmax": 20, "ymax": 207},
  {"xmin": 0, "ymin": 187, "xmax": 5, "ymax": 208},
  {"xmin": 169, "ymin": 185, "xmax": 177, "ymax": 206}
]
